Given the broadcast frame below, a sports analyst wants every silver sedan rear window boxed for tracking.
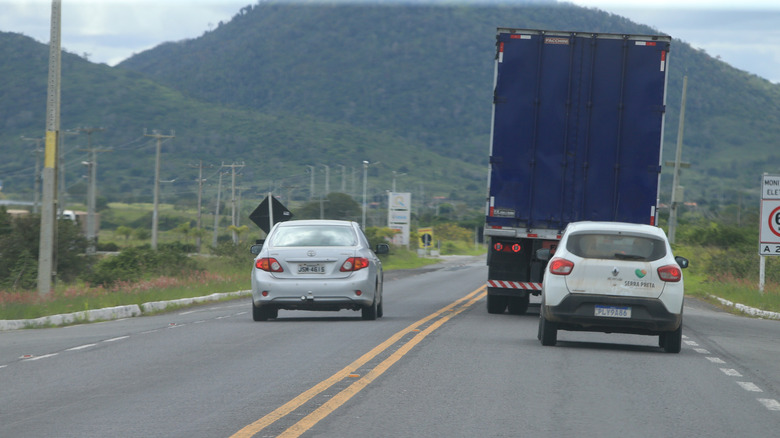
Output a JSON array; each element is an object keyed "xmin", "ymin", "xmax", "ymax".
[
  {"xmin": 566, "ymin": 233, "xmax": 666, "ymax": 261},
  {"xmin": 271, "ymin": 225, "xmax": 357, "ymax": 247}
]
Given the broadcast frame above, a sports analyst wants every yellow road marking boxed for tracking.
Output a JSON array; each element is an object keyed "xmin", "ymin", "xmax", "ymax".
[{"xmin": 230, "ymin": 286, "xmax": 486, "ymax": 438}]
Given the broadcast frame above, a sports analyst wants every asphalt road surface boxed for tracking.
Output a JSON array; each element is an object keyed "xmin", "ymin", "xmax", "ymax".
[{"xmin": 1, "ymin": 255, "xmax": 779, "ymax": 437}]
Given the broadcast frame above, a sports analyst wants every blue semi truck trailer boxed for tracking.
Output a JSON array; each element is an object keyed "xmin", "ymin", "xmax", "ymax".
[{"xmin": 484, "ymin": 28, "xmax": 672, "ymax": 314}]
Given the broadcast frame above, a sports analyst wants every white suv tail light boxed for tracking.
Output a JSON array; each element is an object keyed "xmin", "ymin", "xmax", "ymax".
[
  {"xmin": 657, "ymin": 265, "xmax": 682, "ymax": 282},
  {"xmin": 548, "ymin": 258, "xmax": 574, "ymax": 275}
]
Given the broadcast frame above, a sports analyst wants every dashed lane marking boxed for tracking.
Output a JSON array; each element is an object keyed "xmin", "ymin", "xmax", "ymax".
[
  {"xmin": 23, "ymin": 353, "xmax": 58, "ymax": 361},
  {"xmin": 737, "ymin": 382, "xmax": 763, "ymax": 392},
  {"xmin": 690, "ymin": 336, "xmax": 779, "ymax": 412},
  {"xmin": 67, "ymin": 344, "xmax": 97, "ymax": 351},
  {"xmin": 720, "ymin": 368, "xmax": 743, "ymax": 377}
]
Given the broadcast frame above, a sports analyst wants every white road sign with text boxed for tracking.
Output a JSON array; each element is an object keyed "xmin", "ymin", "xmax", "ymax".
[{"xmin": 759, "ymin": 175, "xmax": 780, "ymax": 255}]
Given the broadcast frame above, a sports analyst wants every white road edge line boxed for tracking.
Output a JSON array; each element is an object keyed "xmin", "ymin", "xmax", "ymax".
[{"xmin": 103, "ymin": 336, "xmax": 129, "ymax": 343}]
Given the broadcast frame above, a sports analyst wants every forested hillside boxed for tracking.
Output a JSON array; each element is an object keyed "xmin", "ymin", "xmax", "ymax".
[
  {"xmin": 2, "ymin": 1, "xmax": 780, "ymax": 213},
  {"xmin": 118, "ymin": 1, "xmax": 780, "ymax": 204}
]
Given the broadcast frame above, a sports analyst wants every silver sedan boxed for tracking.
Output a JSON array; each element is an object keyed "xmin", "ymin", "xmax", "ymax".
[{"xmin": 250, "ymin": 220, "xmax": 389, "ymax": 321}]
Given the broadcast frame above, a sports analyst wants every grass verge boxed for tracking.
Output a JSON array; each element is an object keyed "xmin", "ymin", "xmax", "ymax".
[
  {"xmin": 0, "ymin": 248, "xmax": 458, "ymax": 321},
  {"xmin": 684, "ymin": 272, "xmax": 780, "ymax": 314}
]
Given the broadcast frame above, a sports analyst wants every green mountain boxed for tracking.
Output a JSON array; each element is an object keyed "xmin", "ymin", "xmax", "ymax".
[{"xmin": 2, "ymin": 1, "xmax": 780, "ymax": 218}]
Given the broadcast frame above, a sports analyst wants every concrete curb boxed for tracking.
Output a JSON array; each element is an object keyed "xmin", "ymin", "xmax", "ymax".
[
  {"xmin": 0, "ymin": 290, "xmax": 251, "ymax": 331},
  {"xmin": 709, "ymin": 295, "xmax": 780, "ymax": 320},
  {"xmin": 140, "ymin": 291, "xmax": 250, "ymax": 313}
]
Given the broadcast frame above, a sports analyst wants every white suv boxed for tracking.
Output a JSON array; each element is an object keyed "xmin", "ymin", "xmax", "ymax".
[{"xmin": 537, "ymin": 221, "xmax": 689, "ymax": 353}]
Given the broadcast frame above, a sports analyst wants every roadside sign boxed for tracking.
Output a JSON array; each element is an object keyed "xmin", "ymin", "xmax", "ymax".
[
  {"xmin": 419, "ymin": 227, "xmax": 433, "ymax": 248},
  {"xmin": 759, "ymin": 175, "xmax": 780, "ymax": 255},
  {"xmin": 388, "ymin": 192, "xmax": 411, "ymax": 246},
  {"xmin": 250, "ymin": 195, "xmax": 292, "ymax": 234}
]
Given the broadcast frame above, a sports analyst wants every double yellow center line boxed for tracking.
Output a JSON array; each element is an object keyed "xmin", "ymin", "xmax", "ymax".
[{"xmin": 231, "ymin": 285, "xmax": 487, "ymax": 438}]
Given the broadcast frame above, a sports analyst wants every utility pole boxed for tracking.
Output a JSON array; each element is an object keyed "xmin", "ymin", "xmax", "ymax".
[
  {"xmin": 237, "ymin": 185, "xmax": 242, "ymax": 227},
  {"xmin": 37, "ymin": 0, "xmax": 61, "ymax": 296},
  {"xmin": 212, "ymin": 167, "xmax": 224, "ymax": 248},
  {"xmin": 58, "ymin": 130, "xmax": 79, "ymax": 215},
  {"xmin": 667, "ymin": 75, "xmax": 690, "ymax": 244},
  {"xmin": 145, "ymin": 129, "xmax": 175, "ymax": 250},
  {"xmin": 362, "ymin": 161, "xmax": 369, "ymax": 229},
  {"xmin": 22, "ymin": 136, "xmax": 44, "ymax": 213},
  {"xmin": 190, "ymin": 161, "xmax": 211, "ymax": 253},
  {"xmin": 306, "ymin": 165, "xmax": 315, "ymax": 200},
  {"xmin": 222, "ymin": 162, "xmax": 245, "ymax": 244},
  {"xmin": 392, "ymin": 170, "xmax": 405, "ymax": 192},
  {"xmin": 320, "ymin": 164, "xmax": 330, "ymax": 196},
  {"xmin": 352, "ymin": 167, "xmax": 356, "ymax": 198},
  {"xmin": 79, "ymin": 126, "xmax": 105, "ymax": 255}
]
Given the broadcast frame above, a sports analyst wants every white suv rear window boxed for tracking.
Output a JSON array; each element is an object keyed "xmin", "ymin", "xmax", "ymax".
[{"xmin": 566, "ymin": 233, "xmax": 666, "ymax": 261}]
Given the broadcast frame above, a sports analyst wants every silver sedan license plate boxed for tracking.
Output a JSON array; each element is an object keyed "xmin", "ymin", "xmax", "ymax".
[
  {"xmin": 594, "ymin": 305, "xmax": 631, "ymax": 318},
  {"xmin": 298, "ymin": 263, "xmax": 325, "ymax": 274}
]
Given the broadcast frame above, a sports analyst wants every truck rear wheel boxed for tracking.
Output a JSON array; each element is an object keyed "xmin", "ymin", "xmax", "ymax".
[
  {"xmin": 486, "ymin": 293, "xmax": 507, "ymax": 314},
  {"xmin": 507, "ymin": 295, "xmax": 530, "ymax": 315}
]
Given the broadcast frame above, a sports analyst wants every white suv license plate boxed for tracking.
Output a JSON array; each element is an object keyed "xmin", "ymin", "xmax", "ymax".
[
  {"xmin": 594, "ymin": 305, "xmax": 631, "ymax": 318},
  {"xmin": 298, "ymin": 264, "xmax": 325, "ymax": 274}
]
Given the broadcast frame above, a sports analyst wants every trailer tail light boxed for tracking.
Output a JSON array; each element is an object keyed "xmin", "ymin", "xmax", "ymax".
[
  {"xmin": 548, "ymin": 258, "xmax": 574, "ymax": 275},
  {"xmin": 493, "ymin": 242, "xmax": 522, "ymax": 253},
  {"xmin": 657, "ymin": 265, "xmax": 682, "ymax": 282},
  {"xmin": 341, "ymin": 257, "xmax": 369, "ymax": 272},
  {"xmin": 256, "ymin": 258, "xmax": 283, "ymax": 272}
]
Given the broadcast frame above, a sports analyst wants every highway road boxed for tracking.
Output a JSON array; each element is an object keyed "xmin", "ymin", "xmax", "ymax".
[{"xmin": 1, "ymin": 255, "xmax": 779, "ymax": 437}]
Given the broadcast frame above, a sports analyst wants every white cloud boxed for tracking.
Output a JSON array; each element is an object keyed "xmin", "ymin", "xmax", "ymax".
[
  {"xmin": 0, "ymin": 1, "xmax": 247, "ymax": 65},
  {"xmin": 568, "ymin": 0, "xmax": 780, "ymax": 10},
  {"xmin": 2, "ymin": 0, "xmax": 779, "ymax": 82},
  {"xmin": 566, "ymin": 1, "xmax": 780, "ymax": 83}
]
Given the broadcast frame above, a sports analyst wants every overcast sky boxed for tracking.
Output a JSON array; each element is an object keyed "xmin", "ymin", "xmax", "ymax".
[
  {"xmin": 1, "ymin": 0, "xmax": 779, "ymax": 83},
  {"xmin": 569, "ymin": 0, "xmax": 780, "ymax": 83}
]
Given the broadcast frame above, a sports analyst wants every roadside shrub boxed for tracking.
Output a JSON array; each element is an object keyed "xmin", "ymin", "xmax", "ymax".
[
  {"xmin": 133, "ymin": 227, "xmax": 150, "ymax": 240},
  {"xmin": 434, "ymin": 223, "xmax": 473, "ymax": 243},
  {"xmin": 708, "ymin": 249, "xmax": 756, "ymax": 280},
  {"xmin": 97, "ymin": 241, "xmax": 119, "ymax": 252},
  {"xmin": 159, "ymin": 241, "xmax": 197, "ymax": 254},
  {"xmin": 364, "ymin": 227, "xmax": 397, "ymax": 250},
  {"xmin": 0, "ymin": 211, "xmax": 87, "ymax": 289},
  {"xmin": 211, "ymin": 240, "xmax": 251, "ymax": 263},
  {"xmin": 82, "ymin": 246, "xmax": 200, "ymax": 286},
  {"xmin": 677, "ymin": 222, "xmax": 754, "ymax": 250}
]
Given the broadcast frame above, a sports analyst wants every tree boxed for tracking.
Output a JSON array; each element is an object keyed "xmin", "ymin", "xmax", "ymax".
[
  {"xmin": 175, "ymin": 222, "xmax": 192, "ymax": 245},
  {"xmin": 191, "ymin": 227, "xmax": 209, "ymax": 253},
  {"xmin": 0, "ymin": 211, "xmax": 87, "ymax": 289},
  {"xmin": 133, "ymin": 227, "xmax": 151, "ymax": 241},
  {"xmin": 434, "ymin": 223, "xmax": 472, "ymax": 242},
  {"xmin": 116, "ymin": 225, "xmax": 133, "ymax": 241},
  {"xmin": 228, "ymin": 224, "xmax": 249, "ymax": 244}
]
